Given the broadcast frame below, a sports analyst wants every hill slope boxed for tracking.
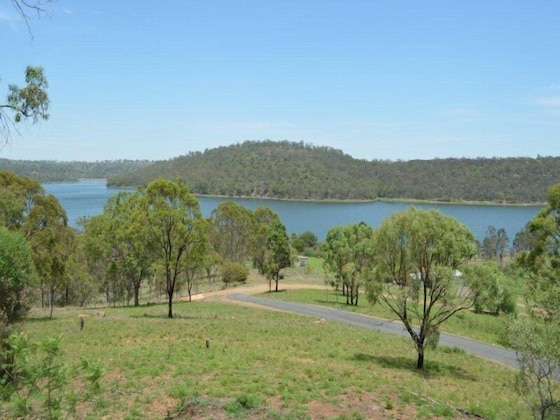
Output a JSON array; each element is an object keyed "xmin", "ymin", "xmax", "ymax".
[
  {"xmin": 107, "ymin": 140, "xmax": 560, "ymax": 203},
  {"xmin": 0, "ymin": 159, "xmax": 152, "ymax": 183}
]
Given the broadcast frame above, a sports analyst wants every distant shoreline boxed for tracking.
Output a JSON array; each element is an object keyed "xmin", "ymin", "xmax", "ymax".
[{"xmin": 46, "ymin": 179, "xmax": 546, "ymax": 207}]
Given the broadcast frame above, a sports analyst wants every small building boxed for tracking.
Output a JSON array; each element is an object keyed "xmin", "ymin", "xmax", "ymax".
[{"xmin": 298, "ymin": 256, "xmax": 308, "ymax": 267}]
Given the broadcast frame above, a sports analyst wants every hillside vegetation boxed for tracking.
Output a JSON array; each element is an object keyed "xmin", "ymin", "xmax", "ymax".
[
  {"xmin": 107, "ymin": 140, "xmax": 560, "ymax": 203},
  {"xmin": 0, "ymin": 159, "xmax": 152, "ymax": 182}
]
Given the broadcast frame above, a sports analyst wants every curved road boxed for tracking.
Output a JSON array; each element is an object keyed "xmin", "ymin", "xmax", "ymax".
[{"xmin": 227, "ymin": 293, "xmax": 519, "ymax": 369}]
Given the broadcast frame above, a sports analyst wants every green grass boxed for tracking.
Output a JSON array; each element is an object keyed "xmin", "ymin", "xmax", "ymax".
[
  {"xmin": 261, "ymin": 288, "xmax": 510, "ymax": 346},
  {"xmin": 14, "ymin": 298, "xmax": 527, "ymax": 419}
]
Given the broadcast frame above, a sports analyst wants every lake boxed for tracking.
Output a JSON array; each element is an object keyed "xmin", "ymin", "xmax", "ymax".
[{"xmin": 43, "ymin": 180, "xmax": 543, "ymax": 242}]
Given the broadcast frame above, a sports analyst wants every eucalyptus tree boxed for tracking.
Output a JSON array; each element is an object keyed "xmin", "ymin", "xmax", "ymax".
[
  {"xmin": 25, "ymin": 194, "xmax": 74, "ymax": 317},
  {"xmin": 512, "ymin": 183, "xmax": 560, "ymax": 418},
  {"xmin": 143, "ymin": 179, "xmax": 208, "ymax": 318},
  {"xmin": 463, "ymin": 262, "xmax": 517, "ymax": 315},
  {"xmin": 252, "ymin": 206, "xmax": 291, "ymax": 291},
  {"xmin": 367, "ymin": 207, "xmax": 477, "ymax": 369},
  {"xmin": 0, "ymin": 227, "xmax": 36, "ymax": 324},
  {"xmin": 80, "ymin": 213, "xmax": 121, "ymax": 304},
  {"xmin": 208, "ymin": 200, "xmax": 254, "ymax": 262},
  {"xmin": 1, "ymin": 66, "xmax": 49, "ymax": 144},
  {"xmin": 264, "ymin": 228, "xmax": 291, "ymax": 292},
  {"xmin": 81, "ymin": 192, "xmax": 154, "ymax": 306},
  {"xmin": 104, "ymin": 192, "xmax": 152, "ymax": 306},
  {"xmin": 0, "ymin": 171, "xmax": 43, "ymax": 231},
  {"xmin": 323, "ymin": 223, "xmax": 374, "ymax": 305}
]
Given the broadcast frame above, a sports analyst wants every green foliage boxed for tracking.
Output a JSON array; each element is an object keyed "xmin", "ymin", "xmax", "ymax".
[
  {"xmin": 220, "ymin": 260, "xmax": 249, "ymax": 285},
  {"xmin": 1, "ymin": 66, "xmax": 49, "ymax": 143},
  {"xmin": 252, "ymin": 206, "xmax": 291, "ymax": 291},
  {"xmin": 107, "ymin": 140, "xmax": 560, "ymax": 203},
  {"xmin": 510, "ymin": 182, "xmax": 560, "ymax": 419},
  {"xmin": 224, "ymin": 393, "xmax": 261, "ymax": 416},
  {"xmin": 0, "ymin": 227, "xmax": 36, "ymax": 324},
  {"xmin": 366, "ymin": 207, "xmax": 477, "ymax": 369},
  {"xmin": 463, "ymin": 262, "xmax": 517, "ymax": 315},
  {"xmin": 143, "ymin": 178, "xmax": 209, "ymax": 318},
  {"xmin": 508, "ymin": 317, "xmax": 560, "ymax": 420},
  {"xmin": 208, "ymin": 200, "xmax": 254, "ymax": 263},
  {"xmin": 0, "ymin": 159, "xmax": 152, "ymax": 183},
  {"xmin": 0, "ymin": 332, "xmax": 104, "ymax": 419},
  {"xmin": 322, "ymin": 223, "xmax": 374, "ymax": 305}
]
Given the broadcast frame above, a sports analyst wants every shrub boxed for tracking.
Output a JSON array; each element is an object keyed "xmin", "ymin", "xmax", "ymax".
[{"xmin": 220, "ymin": 261, "xmax": 249, "ymax": 286}]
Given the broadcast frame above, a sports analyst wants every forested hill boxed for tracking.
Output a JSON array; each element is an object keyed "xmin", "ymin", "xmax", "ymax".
[
  {"xmin": 107, "ymin": 140, "xmax": 560, "ymax": 204},
  {"xmin": 0, "ymin": 159, "xmax": 152, "ymax": 183}
]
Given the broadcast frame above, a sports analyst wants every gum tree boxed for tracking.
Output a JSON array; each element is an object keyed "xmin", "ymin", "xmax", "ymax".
[
  {"xmin": 143, "ymin": 179, "xmax": 208, "ymax": 318},
  {"xmin": 512, "ymin": 183, "xmax": 560, "ymax": 419},
  {"xmin": 367, "ymin": 207, "xmax": 477, "ymax": 369},
  {"xmin": 323, "ymin": 223, "xmax": 374, "ymax": 305},
  {"xmin": 0, "ymin": 227, "xmax": 36, "ymax": 324}
]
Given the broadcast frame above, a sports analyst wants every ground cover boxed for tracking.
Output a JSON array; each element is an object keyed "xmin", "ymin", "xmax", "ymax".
[
  {"xmin": 15, "ymin": 297, "xmax": 526, "ymax": 419},
  {"xmin": 259, "ymin": 288, "xmax": 510, "ymax": 346}
]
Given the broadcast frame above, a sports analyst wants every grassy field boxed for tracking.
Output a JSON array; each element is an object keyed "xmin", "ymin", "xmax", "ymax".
[
  {"xmin": 11, "ymin": 289, "xmax": 527, "ymax": 419},
  {"xmin": 4, "ymin": 257, "xmax": 528, "ymax": 419}
]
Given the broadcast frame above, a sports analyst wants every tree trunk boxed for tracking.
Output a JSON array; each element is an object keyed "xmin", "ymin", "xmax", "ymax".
[
  {"xmin": 167, "ymin": 285, "xmax": 174, "ymax": 318},
  {"xmin": 134, "ymin": 284, "xmax": 140, "ymax": 307},
  {"xmin": 168, "ymin": 297, "xmax": 173, "ymax": 318},
  {"xmin": 416, "ymin": 345, "xmax": 425, "ymax": 369},
  {"xmin": 49, "ymin": 289, "xmax": 55, "ymax": 319},
  {"xmin": 275, "ymin": 274, "xmax": 279, "ymax": 292}
]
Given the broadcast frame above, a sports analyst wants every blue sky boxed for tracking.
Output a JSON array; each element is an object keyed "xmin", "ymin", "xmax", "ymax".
[{"xmin": 1, "ymin": 1, "xmax": 560, "ymax": 162}]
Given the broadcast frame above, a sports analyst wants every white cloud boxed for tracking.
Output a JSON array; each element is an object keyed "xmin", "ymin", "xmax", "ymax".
[{"xmin": 532, "ymin": 96, "xmax": 560, "ymax": 108}]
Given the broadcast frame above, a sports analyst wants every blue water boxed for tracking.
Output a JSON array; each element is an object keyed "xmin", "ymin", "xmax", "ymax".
[{"xmin": 44, "ymin": 180, "xmax": 543, "ymax": 242}]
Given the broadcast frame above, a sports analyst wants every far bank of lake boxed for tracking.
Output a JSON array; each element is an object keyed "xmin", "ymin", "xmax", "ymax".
[{"xmin": 44, "ymin": 180, "xmax": 543, "ymax": 242}]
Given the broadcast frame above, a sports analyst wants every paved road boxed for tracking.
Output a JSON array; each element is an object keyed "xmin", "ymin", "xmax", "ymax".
[{"xmin": 227, "ymin": 293, "xmax": 519, "ymax": 369}]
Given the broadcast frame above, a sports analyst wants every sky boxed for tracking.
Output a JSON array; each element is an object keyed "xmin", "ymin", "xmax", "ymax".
[{"xmin": 1, "ymin": 0, "xmax": 560, "ymax": 162}]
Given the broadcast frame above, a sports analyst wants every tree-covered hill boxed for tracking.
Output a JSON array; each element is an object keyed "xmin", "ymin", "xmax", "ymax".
[
  {"xmin": 0, "ymin": 159, "xmax": 152, "ymax": 183},
  {"xmin": 106, "ymin": 140, "xmax": 560, "ymax": 204}
]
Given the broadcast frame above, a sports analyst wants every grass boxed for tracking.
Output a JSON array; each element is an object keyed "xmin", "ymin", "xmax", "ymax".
[
  {"xmin": 259, "ymin": 288, "xmax": 510, "ymax": 346},
  {"xmin": 15, "ymin": 297, "xmax": 527, "ymax": 419}
]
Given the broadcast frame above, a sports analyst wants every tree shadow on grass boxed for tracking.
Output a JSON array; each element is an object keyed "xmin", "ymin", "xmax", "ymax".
[
  {"xmin": 130, "ymin": 313, "xmax": 202, "ymax": 320},
  {"xmin": 353, "ymin": 352, "xmax": 477, "ymax": 381},
  {"xmin": 25, "ymin": 316, "xmax": 55, "ymax": 323}
]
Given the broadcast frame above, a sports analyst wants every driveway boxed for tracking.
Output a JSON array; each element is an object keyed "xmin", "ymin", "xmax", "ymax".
[{"xmin": 227, "ymin": 292, "xmax": 519, "ymax": 369}]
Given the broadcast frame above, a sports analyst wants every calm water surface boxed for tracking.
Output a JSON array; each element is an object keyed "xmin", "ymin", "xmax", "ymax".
[{"xmin": 44, "ymin": 180, "xmax": 543, "ymax": 241}]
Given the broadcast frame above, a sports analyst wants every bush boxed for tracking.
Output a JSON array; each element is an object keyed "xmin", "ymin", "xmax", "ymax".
[
  {"xmin": 0, "ymin": 332, "xmax": 104, "ymax": 419},
  {"xmin": 220, "ymin": 261, "xmax": 249, "ymax": 286}
]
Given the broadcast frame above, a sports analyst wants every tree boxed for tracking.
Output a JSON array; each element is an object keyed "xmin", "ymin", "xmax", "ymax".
[
  {"xmin": 366, "ymin": 207, "xmax": 477, "ymax": 369},
  {"xmin": 104, "ymin": 192, "xmax": 152, "ymax": 306},
  {"xmin": 80, "ymin": 214, "xmax": 121, "ymax": 304},
  {"xmin": 0, "ymin": 227, "xmax": 36, "ymax": 324},
  {"xmin": 508, "ymin": 315, "xmax": 560, "ymax": 420},
  {"xmin": 208, "ymin": 201, "xmax": 254, "ymax": 263},
  {"xmin": 291, "ymin": 230, "xmax": 318, "ymax": 254},
  {"xmin": 481, "ymin": 225, "xmax": 497, "ymax": 259},
  {"xmin": 143, "ymin": 179, "xmax": 208, "ymax": 318},
  {"xmin": 1, "ymin": 66, "xmax": 49, "ymax": 143},
  {"xmin": 0, "ymin": 171, "xmax": 43, "ymax": 231},
  {"xmin": 463, "ymin": 262, "xmax": 517, "ymax": 315},
  {"xmin": 26, "ymin": 194, "xmax": 74, "ymax": 317},
  {"xmin": 8, "ymin": 0, "xmax": 56, "ymax": 34},
  {"xmin": 251, "ymin": 206, "xmax": 290, "ymax": 291},
  {"xmin": 263, "ymin": 228, "xmax": 291, "ymax": 292},
  {"xmin": 512, "ymin": 183, "xmax": 560, "ymax": 418},
  {"xmin": 323, "ymin": 223, "xmax": 374, "ymax": 305},
  {"xmin": 512, "ymin": 222, "xmax": 537, "ymax": 255},
  {"xmin": 496, "ymin": 228, "xmax": 509, "ymax": 261}
]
